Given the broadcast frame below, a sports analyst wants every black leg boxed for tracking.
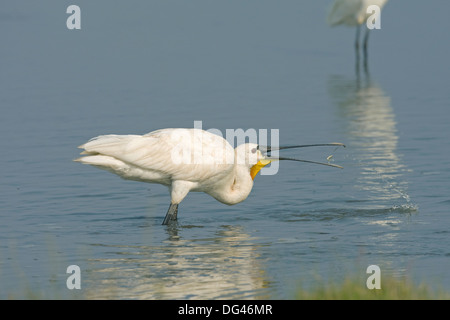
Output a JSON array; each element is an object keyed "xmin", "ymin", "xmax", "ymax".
[
  {"xmin": 355, "ymin": 25, "xmax": 361, "ymax": 74},
  {"xmin": 363, "ymin": 28, "xmax": 370, "ymax": 76},
  {"xmin": 355, "ymin": 25, "xmax": 361, "ymax": 51},
  {"xmin": 162, "ymin": 203, "xmax": 179, "ymax": 225},
  {"xmin": 363, "ymin": 28, "xmax": 370, "ymax": 61}
]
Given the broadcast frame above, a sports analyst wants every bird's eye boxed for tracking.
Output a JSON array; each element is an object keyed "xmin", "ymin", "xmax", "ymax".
[{"xmin": 251, "ymin": 148, "xmax": 257, "ymax": 154}]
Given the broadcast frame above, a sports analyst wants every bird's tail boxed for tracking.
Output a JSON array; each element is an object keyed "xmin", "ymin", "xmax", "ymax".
[
  {"xmin": 77, "ymin": 134, "xmax": 140, "ymax": 156},
  {"xmin": 75, "ymin": 134, "xmax": 140, "ymax": 172},
  {"xmin": 73, "ymin": 154, "xmax": 123, "ymax": 166}
]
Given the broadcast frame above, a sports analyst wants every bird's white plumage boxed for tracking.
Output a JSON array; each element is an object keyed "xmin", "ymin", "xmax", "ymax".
[
  {"xmin": 76, "ymin": 128, "xmax": 263, "ymax": 206},
  {"xmin": 79, "ymin": 129, "xmax": 233, "ymax": 183},
  {"xmin": 327, "ymin": 0, "xmax": 388, "ymax": 26},
  {"xmin": 76, "ymin": 128, "xmax": 345, "ymax": 224}
]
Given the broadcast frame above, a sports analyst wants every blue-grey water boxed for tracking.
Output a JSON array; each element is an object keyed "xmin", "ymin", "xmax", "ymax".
[{"xmin": 1, "ymin": 1, "xmax": 450, "ymax": 299}]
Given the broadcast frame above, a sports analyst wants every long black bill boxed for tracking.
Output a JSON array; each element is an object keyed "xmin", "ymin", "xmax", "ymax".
[
  {"xmin": 262, "ymin": 142, "xmax": 346, "ymax": 169},
  {"xmin": 261, "ymin": 143, "xmax": 345, "ymax": 154},
  {"xmin": 271, "ymin": 156, "xmax": 344, "ymax": 169}
]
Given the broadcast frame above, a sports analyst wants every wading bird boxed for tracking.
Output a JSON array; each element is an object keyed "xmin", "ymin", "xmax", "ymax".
[
  {"xmin": 75, "ymin": 128, "xmax": 344, "ymax": 225},
  {"xmin": 327, "ymin": 0, "xmax": 388, "ymax": 64}
]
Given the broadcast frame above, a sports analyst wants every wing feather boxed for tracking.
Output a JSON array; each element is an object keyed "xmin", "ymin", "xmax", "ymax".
[
  {"xmin": 78, "ymin": 129, "xmax": 235, "ymax": 183},
  {"xmin": 327, "ymin": 0, "xmax": 365, "ymax": 26}
]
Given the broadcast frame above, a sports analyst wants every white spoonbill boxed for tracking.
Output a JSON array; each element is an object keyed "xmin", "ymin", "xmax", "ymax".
[
  {"xmin": 327, "ymin": 0, "xmax": 388, "ymax": 56},
  {"xmin": 75, "ymin": 128, "xmax": 344, "ymax": 225}
]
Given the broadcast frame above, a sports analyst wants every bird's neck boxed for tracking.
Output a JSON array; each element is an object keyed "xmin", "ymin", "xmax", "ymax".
[{"xmin": 209, "ymin": 165, "xmax": 254, "ymax": 205}]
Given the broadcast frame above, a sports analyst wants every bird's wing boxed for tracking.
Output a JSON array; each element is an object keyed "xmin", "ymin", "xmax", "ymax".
[
  {"xmin": 79, "ymin": 129, "xmax": 235, "ymax": 182},
  {"xmin": 366, "ymin": 0, "xmax": 388, "ymax": 10},
  {"xmin": 327, "ymin": 0, "xmax": 365, "ymax": 26}
]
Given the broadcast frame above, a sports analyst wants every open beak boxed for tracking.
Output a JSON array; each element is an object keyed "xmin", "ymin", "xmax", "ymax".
[
  {"xmin": 259, "ymin": 143, "xmax": 345, "ymax": 154},
  {"xmin": 250, "ymin": 143, "xmax": 345, "ymax": 180}
]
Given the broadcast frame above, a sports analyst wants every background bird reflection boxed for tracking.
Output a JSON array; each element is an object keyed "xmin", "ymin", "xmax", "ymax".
[{"xmin": 327, "ymin": 70, "xmax": 413, "ymax": 210}]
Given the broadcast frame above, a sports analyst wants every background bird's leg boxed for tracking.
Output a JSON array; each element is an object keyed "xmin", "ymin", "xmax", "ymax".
[
  {"xmin": 363, "ymin": 28, "xmax": 370, "ymax": 60},
  {"xmin": 355, "ymin": 25, "xmax": 361, "ymax": 77},
  {"xmin": 355, "ymin": 25, "xmax": 361, "ymax": 52},
  {"xmin": 162, "ymin": 203, "xmax": 179, "ymax": 225},
  {"xmin": 363, "ymin": 27, "xmax": 370, "ymax": 75}
]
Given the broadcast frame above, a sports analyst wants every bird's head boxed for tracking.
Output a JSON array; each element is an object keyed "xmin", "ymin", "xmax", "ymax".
[{"xmin": 235, "ymin": 142, "xmax": 346, "ymax": 180}]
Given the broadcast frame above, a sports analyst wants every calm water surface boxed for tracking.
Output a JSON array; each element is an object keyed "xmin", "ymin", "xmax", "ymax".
[{"xmin": 1, "ymin": 1, "xmax": 450, "ymax": 299}]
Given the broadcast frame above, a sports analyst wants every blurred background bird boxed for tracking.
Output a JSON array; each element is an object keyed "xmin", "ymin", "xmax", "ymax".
[{"xmin": 327, "ymin": 0, "xmax": 389, "ymax": 70}]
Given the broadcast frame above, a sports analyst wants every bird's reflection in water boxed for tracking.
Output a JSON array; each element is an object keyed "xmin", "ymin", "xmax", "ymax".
[
  {"xmin": 84, "ymin": 224, "xmax": 269, "ymax": 299},
  {"xmin": 327, "ymin": 66, "xmax": 412, "ymax": 210}
]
